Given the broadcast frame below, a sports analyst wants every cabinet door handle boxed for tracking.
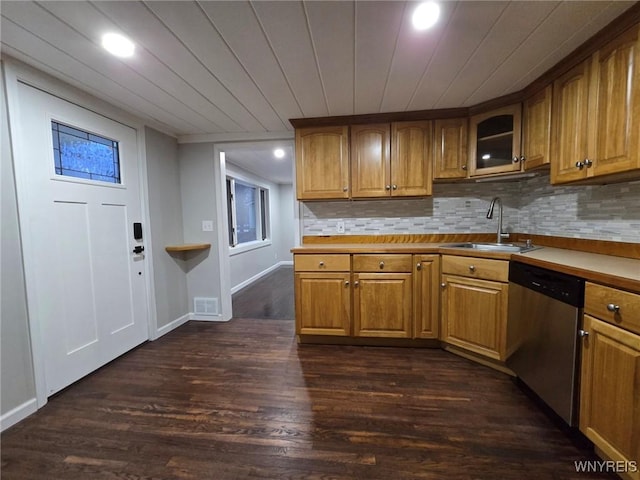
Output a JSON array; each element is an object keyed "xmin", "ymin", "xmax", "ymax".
[
  {"xmin": 512, "ymin": 156, "xmax": 520, "ymax": 163},
  {"xmin": 319, "ymin": 261, "xmax": 325, "ymax": 267},
  {"xmin": 342, "ymin": 186, "xmax": 348, "ymax": 192},
  {"xmin": 520, "ymin": 155, "xmax": 526, "ymax": 162},
  {"xmin": 392, "ymin": 184, "xmax": 397, "ymax": 190},
  {"xmin": 345, "ymin": 281, "xmax": 349, "ymax": 286},
  {"xmin": 379, "ymin": 261, "xmax": 385, "ymax": 269},
  {"xmin": 354, "ymin": 281, "xmax": 359, "ymax": 287},
  {"xmin": 416, "ymin": 263, "xmax": 422, "ymax": 271},
  {"xmin": 441, "ymin": 282, "xmax": 446, "ymax": 288},
  {"xmin": 469, "ymin": 265, "xmax": 476, "ymax": 272},
  {"xmin": 575, "ymin": 161, "xmax": 585, "ymax": 169},
  {"xmin": 578, "ymin": 329, "xmax": 589, "ymax": 338},
  {"xmin": 584, "ymin": 158, "xmax": 593, "ymax": 168},
  {"xmin": 385, "ymin": 185, "xmax": 391, "ymax": 190},
  {"xmin": 607, "ymin": 303, "xmax": 620, "ymax": 313},
  {"xmin": 461, "ymin": 165, "xmax": 467, "ymax": 170}
]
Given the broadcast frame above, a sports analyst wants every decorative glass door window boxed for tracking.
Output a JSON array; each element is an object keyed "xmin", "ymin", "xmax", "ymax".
[{"xmin": 51, "ymin": 121, "xmax": 121, "ymax": 183}]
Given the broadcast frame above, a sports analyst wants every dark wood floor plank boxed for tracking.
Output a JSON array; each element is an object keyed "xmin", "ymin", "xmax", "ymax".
[
  {"xmin": 1, "ymin": 277, "xmax": 613, "ymax": 480},
  {"xmin": 231, "ymin": 266, "xmax": 294, "ymax": 319}
]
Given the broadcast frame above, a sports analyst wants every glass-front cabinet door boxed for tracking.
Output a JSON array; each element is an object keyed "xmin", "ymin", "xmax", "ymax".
[{"xmin": 468, "ymin": 104, "xmax": 522, "ymax": 177}]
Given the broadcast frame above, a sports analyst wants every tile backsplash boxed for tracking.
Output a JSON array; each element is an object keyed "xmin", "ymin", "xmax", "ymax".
[{"xmin": 302, "ymin": 175, "xmax": 640, "ymax": 243}]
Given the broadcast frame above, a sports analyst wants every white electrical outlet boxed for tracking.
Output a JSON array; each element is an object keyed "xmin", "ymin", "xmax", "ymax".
[
  {"xmin": 202, "ymin": 220, "xmax": 214, "ymax": 232},
  {"xmin": 336, "ymin": 221, "xmax": 345, "ymax": 234}
]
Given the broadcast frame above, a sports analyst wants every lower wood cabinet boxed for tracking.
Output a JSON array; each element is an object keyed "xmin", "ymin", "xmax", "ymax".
[
  {"xmin": 440, "ymin": 255, "xmax": 509, "ymax": 361},
  {"xmin": 579, "ymin": 281, "xmax": 640, "ymax": 477},
  {"xmin": 414, "ymin": 255, "xmax": 440, "ymax": 339}
]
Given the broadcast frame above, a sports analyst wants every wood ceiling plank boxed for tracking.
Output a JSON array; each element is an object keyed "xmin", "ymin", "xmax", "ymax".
[
  {"xmin": 466, "ymin": 1, "xmax": 633, "ymax": 105},
  {"xmin": 144, "ymin": 0, "xmax": 287, "ymax": 133},
  {"xmin": 91, "ymin": 0, "xmax": 263, "ymax": 133},
  {"xmin": 354, "ymin": 1, "xmax": 405, "ymax": 113},
  {"xmin": 0, "ymin": 9, "xmax": 208, "ymax": 134},
  {"xmin": 198, "ymin": 1, "xmax": 303, "ymax": 124},
  {"xmin": 434, "ymin": 1, "xmax": 560, "ymax": 108},
  {"xmin": 303, "ymin": 1, "xmax": 355, "ymax": 116},
  {"xmin": 251, "ymin": 1, "xmax": 328, "ymax": 118},
  {"xmin": 408, "ymin": 1, "xmax": 507, "ymax": 111}
]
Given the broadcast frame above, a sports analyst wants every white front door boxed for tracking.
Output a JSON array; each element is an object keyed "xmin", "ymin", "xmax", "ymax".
[{"xmin": 15, "ymin": 83, "xmax": 149, "ymax": 396}]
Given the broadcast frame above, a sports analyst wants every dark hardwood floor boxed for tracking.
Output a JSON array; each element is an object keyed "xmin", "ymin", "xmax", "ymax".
[
  {"xmin": 232, "ymin": 266, "xmax": 294, "ymax": 319},
  {"xmin": 1, "ymin": 272, "xmax": 611, "ymax": 480}
]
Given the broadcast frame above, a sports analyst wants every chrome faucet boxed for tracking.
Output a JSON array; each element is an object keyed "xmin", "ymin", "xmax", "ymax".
[{"xmin": 486, "ymin": 197, "xmax": 509, "ymax": 243}]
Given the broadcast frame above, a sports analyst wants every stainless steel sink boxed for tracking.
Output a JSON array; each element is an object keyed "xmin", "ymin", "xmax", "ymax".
[{"xmin": 442, "ymin": 242, "xmax": 540, "ymax": 253}]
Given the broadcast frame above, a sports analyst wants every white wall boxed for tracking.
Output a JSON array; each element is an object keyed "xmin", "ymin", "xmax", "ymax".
[
  {"xmin": 226, "ymin": 163, "xmax": 294, "ymax": 292},
  {"xmin": 178, "ymin": 143, "xmax": 222, "ymax": 315},
  {"xmin": 145, "ymin": 127, "xmax": 189, "ymax": 331},
  {"xmin": 1, "ymin": 63, "xmax": 37, "ymax": 425}
]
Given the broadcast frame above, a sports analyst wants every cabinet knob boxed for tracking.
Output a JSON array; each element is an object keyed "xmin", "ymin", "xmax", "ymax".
[
  {"xmin": 354, "ymin": 281, "xmax": 359, "ymax": 287},
  {"xmin": 319, "ymin": 261, "xmax": 325, "ymax": 267},
  {"xmin": 520, "ymin": 155, "xmax": 526, "ymax": 162},
  {"xmin": 379, "ymin": 261, "xmax": 385, "ymax": 269},
  {"xmin": 606, "ymin": 303, "xmax": 620, "ymax": 313},
  {"xmin": 343, "ymin": 186, "xmax": 348, "ymax": 192},
  {"xmin": 440, "ymin": 282, "xmax": 446, "ymax": 288},
  {"xmin": 461, "ymin": 165, "xmax": 467, "ymax": 170},
  {"xmin": 392, "ymin": 184, "xmax": 397, "ymax": 190},
  {"xmin": 578, "ymin": 329, "xmax": 589, "ymax": 338},
  {"xmin": 584, "ymin": 158, "xmax": 593, "ymax": 168},
  {"xmin": 575, "ymin": 161, "xmax": 585, "ymax": 169},
  {"xmin": 512, "ymin": 156, "xmax": 520, "ymax": 163},
  {"xmin": 416, "ymin": 263, "xmax": 422, "ymax": 271},
  {"xmin": 345, "ymin": 281, "xmax": 349, "ymax": 286},
  {"xmin": 469, "ymin": 265, "xmax": 476, "ymax": 272},
  {"xmin": 385, "ymin": 185, "xmax": 391, "ymax": 190}
]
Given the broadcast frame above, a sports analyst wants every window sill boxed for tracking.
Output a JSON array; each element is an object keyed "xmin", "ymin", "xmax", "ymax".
[{"xmin": 229, "ymin": 239, "xmax": 272, "ymax": 256}]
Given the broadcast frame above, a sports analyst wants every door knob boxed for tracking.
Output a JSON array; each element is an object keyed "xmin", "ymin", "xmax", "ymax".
[{"xmin": 133, "ymin": 245, "xmax": 145, "ymax": 254}]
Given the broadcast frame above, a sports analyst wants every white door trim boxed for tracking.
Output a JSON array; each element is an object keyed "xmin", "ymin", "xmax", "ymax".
[{"xmin": 2, "ymin": 58, "xmax": 157, "ymax": 407}]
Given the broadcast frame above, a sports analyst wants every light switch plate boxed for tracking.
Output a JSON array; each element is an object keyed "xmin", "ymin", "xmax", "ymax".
[{"xmin": 202, "ymin": 220, "xmax": 214, "ymax": 232}]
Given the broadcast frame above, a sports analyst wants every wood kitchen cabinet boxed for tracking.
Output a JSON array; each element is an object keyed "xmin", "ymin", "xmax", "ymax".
[
  {"xmin": 552, "ymin": 25, "xmax": 640, "ymax": 184},
  {"xmin": 351, "ymin": 121, "xmax": 432, "ymax": 198},
  {"xmin": 413, "ymin": 255, "xmax": 440, "ymax": 339},
  {"xmin": 352, "ymin": 254, "xmax": 413, "ymax": 338},
  {"xmin": 521, "ymin": 85, "xmax": 552, "ymax": 171},
  {"xmin": 433, "ymin": 118, "xmax": 469, "ymax": 179},
  {"xmin": 295, "ymin": 126, "xmax": 350, "ymax": 200},
  {"xmin": 468, "ymin": 104, "xmax": 522, "ymax": 177},
  {"xmin": 294, "ymin": 254, "xmax": 351, "ymax": 336},
  {"xmin": 579, "ymin": 283, "xmax": 640, "ymax": 476},
  {"xmin": 440, "ymin": 255, "xmax": 510, "ymax": 361}
]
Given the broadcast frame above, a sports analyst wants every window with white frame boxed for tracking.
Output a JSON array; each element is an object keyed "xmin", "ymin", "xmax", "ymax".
[{"xmin": 226, "ymin": 176, "xmax": 270, "ymax": 247}]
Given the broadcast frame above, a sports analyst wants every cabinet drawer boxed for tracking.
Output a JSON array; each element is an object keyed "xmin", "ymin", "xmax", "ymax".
[
  {"xmin": 585, "ymin": 282, "xmax": 640, "ymax": 335},
  {"xmin": 352, "ymin": 254, "xmax": 413, "ymax": 272},
  {"xmin": 294, "ymin": 254, "xmax": 350, "ymax": 272},
  {"xmin": 441, "ymin": 255, "xmax": 508, "ymax": 282}
]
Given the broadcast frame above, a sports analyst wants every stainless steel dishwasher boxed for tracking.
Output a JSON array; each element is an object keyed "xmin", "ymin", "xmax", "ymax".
[{"xmin": 507, "ymin": 261, "xmax": 585, "ymax": 426}]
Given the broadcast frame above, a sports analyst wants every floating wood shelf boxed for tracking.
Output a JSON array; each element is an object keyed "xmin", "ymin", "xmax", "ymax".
[{"xmin": 165, "ymin": 243, "xmax": 211, "ymax": 253}]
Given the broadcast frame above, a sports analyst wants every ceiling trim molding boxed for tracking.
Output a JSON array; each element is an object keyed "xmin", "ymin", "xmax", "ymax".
[
  {"xmin": 177, "ymin": 130, "xmax": 294, "ymax": 144},
  {"xmin": 289, "ymin": 107, "xmax": 468, "ymax": 128}
]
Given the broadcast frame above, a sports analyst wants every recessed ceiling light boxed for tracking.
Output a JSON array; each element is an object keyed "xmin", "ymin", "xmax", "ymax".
[
  {"xmin": 101, "ymin": 33, "xmax": 135, "ymax": 58},
  {"xmin": 412, "ymin": 2, "xmax": 440, "ymax": 31},
  {"xmin": 274, "ymin": 148, "xmax": 285, "ymax": 159}
]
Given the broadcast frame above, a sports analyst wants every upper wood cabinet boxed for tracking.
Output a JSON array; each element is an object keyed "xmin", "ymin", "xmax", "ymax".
[
  {"xmin": 522, "ymin": 85, "xmax": 552, "ymax": 171},
  {"xmin": 351, "ymin": 121, "xmax": 432, "ymax": 198},
  {"xmin": 295, "ymin": 126, "xmax": 350, "ymax": 200},
  {"xmin": 552, "ymin": 25, "xmax": 640, "ymax": 184},
  {"xmin": 433, "ymin": 118, "xmax": 468, "ymax": 179}
]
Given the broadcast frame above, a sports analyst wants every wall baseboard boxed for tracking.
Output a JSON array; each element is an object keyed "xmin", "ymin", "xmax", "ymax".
[
  {"xmin": 230, "ymin": 261, "xmax": 291, "ymax": 295},
  {"xmin": 153, "ymin": 313, "xmax": 190, "ymax": 340},
  {"xmin": 189, "ymin": 313, "xmax": 229, "ymax": 322},
  {"xmin": 1, "ymin": 398, "xmax": 37, "ymax": 432}
]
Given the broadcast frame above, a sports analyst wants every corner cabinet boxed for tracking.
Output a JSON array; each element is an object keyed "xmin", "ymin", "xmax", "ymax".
[
  {"xmin": 295, "ymin": 126, "xmax": 350, "ymax": 200},
  {"xmin": 468, "ymin": 105, "xmax": 522, "ymax": 177},
  {"xmin": 350, "ymin": 121, "xmax": 433, "ymax": 198},
  {"xmin": 579, "ymin": 282, "xmax": 640, "ymax": 476},
  {"xmin": 552, "ymin": 25, "xmax": 640, "ymax": 184},
  {"xmin": 433, "ymin": 118, "xmax": 469, "ymax": 179},
  {"xmin": 294, "ymin": 254, "xmax": 351, "ymax": 336},
  {"xmin": 440, "ymin": 255, "xmax": 510, "ymax": 361},
  {"xmin": 521, "ymin": 85, "xmax": 552, "ymax": 171}
]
